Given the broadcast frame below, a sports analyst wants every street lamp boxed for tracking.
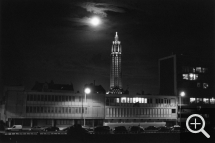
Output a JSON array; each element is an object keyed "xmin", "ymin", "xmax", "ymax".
[
  {"xmin": 83, "ymin": 88, "xmax": 91, "ymax": 126},
  {"xmin": 179, "ymin": 91, "xmax": 185, "ymax": 126}
]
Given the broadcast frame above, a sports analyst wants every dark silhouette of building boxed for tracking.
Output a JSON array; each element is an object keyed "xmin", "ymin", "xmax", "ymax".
[
  {"xmin": 31, "ymin": 80, "xmax": 74, "ymax": 92},
  {"xmin": 159, "ymin": 54, "xmax": 215, "ymax": 127},
  {"xmin": 159, "ymin": 54, "xmax": 213, "ymax": 98}
]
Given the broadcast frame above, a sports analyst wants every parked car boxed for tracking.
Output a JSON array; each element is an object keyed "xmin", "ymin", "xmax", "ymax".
[
  {"xmin": 170, "ymin": 125, "xmax": 186, "ymax": 133},
  {"xmin": 129, "ymin": 126, "xmax": 144, "ymax": 134},
  {"xmin": 29, "ymin": 126, "xmax": 44, "ymax": 132},
  {"xmin": 94, "ymin": 126, "xmax": 111, "ymax": 134},
  {"xmin": 157, "ymin": 126, "xmax": 170, "ymax": 132},
  {"xmin": 113, "ymin": 126, "xmax": 128, "ymax": 134},
  {"xmin": 43, "ymin": 126, "xmax": 59, "ymax": 131},
  {"xmin": 144, "ymin": 126, "xmax": 158, "ymax": 132},
  {"xmin": 61, "ymin": 126, "xmax": 73, "ymax": 131},
  {"xmin": 67, "ymin": 124, "xmax": 89, "ymax": 135},
  {"xmin": 84, "ymin": 127, "xmax": 94, "ymax": 134},
  {"xmin": 81, "ymin": 126, "xmax": 95, "ymax": 134},
  {"xmin": 6, "ymin": 125, "xmax": 22, "ymax": 132}
]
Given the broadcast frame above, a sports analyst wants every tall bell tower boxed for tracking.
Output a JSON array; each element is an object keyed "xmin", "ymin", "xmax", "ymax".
[{"xmin": 109, "ymin": 32, "xmax": 123, "ymax": 94}]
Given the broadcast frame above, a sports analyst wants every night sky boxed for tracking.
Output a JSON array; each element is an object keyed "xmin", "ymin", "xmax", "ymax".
[{"xmin": 1, "ymin": 0, "xmax": 214, "ymax": 95}]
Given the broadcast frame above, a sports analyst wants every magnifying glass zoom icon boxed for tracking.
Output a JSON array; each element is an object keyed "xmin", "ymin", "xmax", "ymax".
[{"xmin": 186, "ymin": 114, "xmax": 210, "ymax": 138}]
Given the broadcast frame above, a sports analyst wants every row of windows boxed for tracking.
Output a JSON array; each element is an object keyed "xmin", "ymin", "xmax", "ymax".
[
  {"xmin": 182, "ymin": 67, "xmax": 208, "ymax": 73},
  {"xmin": 26, "ymin": 106, "xmax": 88, "ymax": 114},
  {"xmin": 106, "ymin": 98, "xmax": 153, "ymax": 105},
  {"xmin": 155, "ymin": 98, "xmax": 171, "ymax": 104},
  {"xmin": 106, "ymin": 97, "xmax": 174, "ymax": 105},
  {"xmin": 27, "ymin": 94, "xmax": 83, "ymax": 102},
  {"xmin": 182, "ymin": 73, "xmax": 198, "ymax": 80},
  {"xmin": 106, "ymin": 108, "xmax": 176, "ymax": 116},
  {"xmin": 190, "ymin": 98, "xmax": 215, "ymax": 104}
]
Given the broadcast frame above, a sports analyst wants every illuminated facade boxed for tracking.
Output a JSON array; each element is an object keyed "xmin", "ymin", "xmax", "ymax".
[
  {"xmin": 109, "ymin": 32, "xmax": 123, "ymax": 94},
  {"xmin": 1, "ymin": 85, "xmax": 214, "ymax": 129},
  {"xmin": 1, "ymin": 86, "xmax": 181, "ymax": 129}
]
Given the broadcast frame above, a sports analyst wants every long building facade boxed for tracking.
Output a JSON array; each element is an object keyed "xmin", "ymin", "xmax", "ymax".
[{"xmin": 0, "ymin": 86, "xmax": 180, "ymax": 129}]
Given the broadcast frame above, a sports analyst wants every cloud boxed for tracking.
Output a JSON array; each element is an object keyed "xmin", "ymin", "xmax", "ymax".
[
  {"xmin": 77, "ymin": 2, "xmax": 125, "ymax": 17},
  {"xmin": 67, "ymin": 2, "xmax": 125, "ymax": 27}
]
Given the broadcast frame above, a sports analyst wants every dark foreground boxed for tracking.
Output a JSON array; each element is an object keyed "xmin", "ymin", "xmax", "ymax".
[{"xmin": 1, "ymin": 132, "xmax": 215, "ymax": 143}]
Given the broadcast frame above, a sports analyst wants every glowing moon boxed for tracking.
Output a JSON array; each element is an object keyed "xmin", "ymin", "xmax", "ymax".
[{"xmin": 90, "ymin": 17, "xmax": 100, "ymax": 26}]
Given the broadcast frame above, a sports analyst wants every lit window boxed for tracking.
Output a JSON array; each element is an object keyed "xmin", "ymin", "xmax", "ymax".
[
  {"xmin": 127, "ymin": 98, "xmax": 130, "ymax": 103},
  {"xmin": 203, "ymin": 98, "xmax": 209, "ymax": 104},
  {"xmin": 130, "ymin": 98, "xmax": 133, "ymax": 103},
  {"xmin": 141, "ymin": 98, "xmax": 144, "ymax": 103},
  {"xmin": 135, "ymin": 97, "xmax": 139, "ymax": 103},
  {"xmin": 145, "ymin": 98, "xmax": 147, "ymax": 103},
  {"xmin": 132, "ymin": 97, "xmax": 138, "ymax": 103},
  {"xmin": 189, "ymin": 73, "xmax": 198, "ymax": 80},
  {"xmin": 196, "ymin": 67, "xmax": 202, "ymax": 73},
  {"xmin": 132, "ymin": 98, "xmax": 135, "ymax": 103},
  {"xmin": 193, "ymin": 68, "xmax": 195, "ymax": 73},
  {"xmin": 203, "ymin": 83, "xmax": 208, "ymax": 89},
  {"xmin": 121, "ymin": 97, "xmax": 126, "ymax": 103},
  {"xmin": 138, "ymin": 98, "xmax": 142, "ymax": 103},
  {"xmin": 116, "ymin": 98, "xmax": 119, "ymax": 103},
  {"xmin": 183, "ymin": 74, "xmax": 188, "ymax": 80},
  {"xmin": 210, "ymin": 98, "xmax": 215, "ymax": 104},
  {"xmin": 190, "ymin": 98, "xmax": 196, "ymax": 103}
]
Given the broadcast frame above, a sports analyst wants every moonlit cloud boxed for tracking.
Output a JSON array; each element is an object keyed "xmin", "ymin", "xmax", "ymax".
[
  {"xmin": 68, "ymin": 2, "xmax": 125, "ymax": 27},
  {"xmin": 77, "ymin": 2, "xmax": 125, "ymax": 17}
]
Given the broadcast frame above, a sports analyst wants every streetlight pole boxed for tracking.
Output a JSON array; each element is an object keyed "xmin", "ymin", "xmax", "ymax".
[
  {"xmin": 180, "ymin": 95, "xmax": 181, "ymax": 126},
  {"xmin": 84, "ymin": 88, "xmax": 91, "ymax": 127},
  {"xmin": 179, "ymin": 91, "xmax": 185, "ymax": 127},
  {"xmin": 84, "ymin": 92, "xmax": 86, "ymax": 126}
]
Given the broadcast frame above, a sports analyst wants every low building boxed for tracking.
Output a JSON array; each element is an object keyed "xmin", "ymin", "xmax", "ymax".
[{"xmin": 1, "ymin": 86, "xmax": 179, "ymax": 129}]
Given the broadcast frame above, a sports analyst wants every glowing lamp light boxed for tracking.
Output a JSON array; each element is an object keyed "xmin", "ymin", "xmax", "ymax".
[
  {"xmin": 189, "ymin": 73, "xmax": 194, "ymax": 78},
  {"xmin": 84, "ymin": 88, "xmax": 91, "ymax": 94},
  {"xmin": 90, "ymin": 17, "xmax": 100, "ymax": 26},
  {"xmin": 180, "ymin": 91, "xmax": 185, "ymax": 97}
]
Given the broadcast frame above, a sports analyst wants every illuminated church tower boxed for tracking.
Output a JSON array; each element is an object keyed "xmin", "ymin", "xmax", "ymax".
[{"xmin": 109, "ymin": 32, "xmax": 123, "ymax": 94}]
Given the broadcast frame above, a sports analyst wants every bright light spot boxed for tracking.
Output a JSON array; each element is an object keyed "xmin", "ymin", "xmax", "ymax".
[
  {"xmin": 90, "ymin": 17, "xmax": 100, "ymax": 26},
  {"xmin": 190, "ymin": 98, "xmax": 196, "ymax": 103},
  {"xmin": 84, "ymin": 88, "xmax": 91, "ymax": 94},
  {"xmin": 180, "ymin": 91, "xmax": 185, "ymax": 97},
  {"xmin": 189, "ymin": 73, "xmax": 194, "ymax": 78}
]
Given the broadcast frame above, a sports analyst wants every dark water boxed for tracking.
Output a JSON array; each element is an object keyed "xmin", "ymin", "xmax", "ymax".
[{"xmin": 0, "ymin": 133, "xmax": 214, "ymax": 143}]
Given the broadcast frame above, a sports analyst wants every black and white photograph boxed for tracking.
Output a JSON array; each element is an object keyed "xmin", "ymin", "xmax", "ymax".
[{"xmin": 0, "ymin": 0, "xmax": 215, "ymax": 143}]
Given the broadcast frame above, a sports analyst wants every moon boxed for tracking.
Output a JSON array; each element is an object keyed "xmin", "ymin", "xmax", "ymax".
[{"xmin": 90, "ymin": 17, "xmax": 100, "ymax": 26}]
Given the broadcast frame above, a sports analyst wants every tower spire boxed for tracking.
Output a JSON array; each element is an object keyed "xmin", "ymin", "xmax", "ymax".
[
  {"xmin": 109, "ymin": 32, "xmax": 123, "ymax": 94},
  {"xmin": 115, "ymin": 32, "xmax": 118, "ymax": 41}
]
